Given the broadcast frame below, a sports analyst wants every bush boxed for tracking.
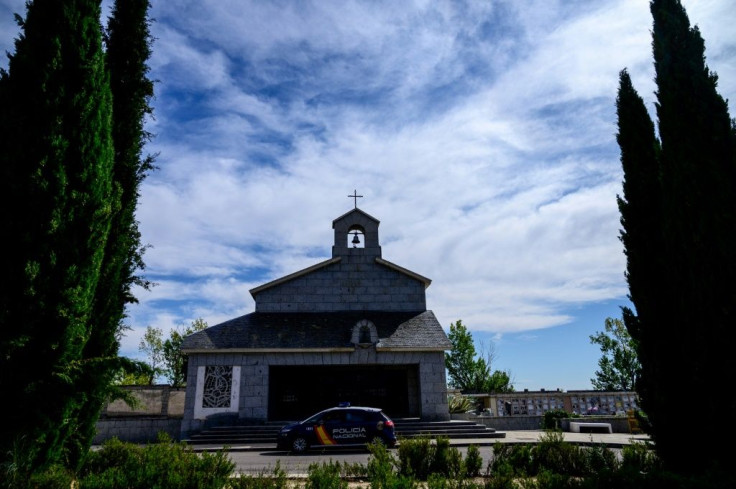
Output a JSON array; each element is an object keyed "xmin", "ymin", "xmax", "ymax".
[
  {"xmin": 430, "ymin": 437, "xmax": 464, "ymax": 478},
  {"xmin": 229, "ymin": 462, "xmax": 288, "ymax": 489},
  {"xmin": 580, "ymin": 443, "xmax": 619, "ymax": 476},
  {"xmin": 448, "ymin": 395, "xmax": 474, "ymax": 414},
  {"xmin": 78, "ymin": 433, "xmax": 234, "ymax": 489},
  {"xmin": 542, "ymin": 410, "xmax": 573, "ymax": 430},
  {"xmin": 367, "ymin": 437, "xmax": 405, "ymax": 489},
  {"xmin": 531, "ymin": 431, "xmax": 585, "ymax": 477},
  {"xmin": 619, "ymin": 440, "xmax": 660, "ymax": 474},
  {"xmin": 305, "ymin": 461, "xmax": 347, "ymax": 489},
  {"xmin": 489, "ymin": 442, "xmax": 532, "ymax": 478},
  {"xmin": 465, "ymin": 445, "xmax": 483, "ymax": 478},
  {"xmin": 24, "ymin": 465, "xmax": 76, "ymax": 489},
  {"xmin": 397, "ymin": 436, "xmax": 434, "ymax": 480}
]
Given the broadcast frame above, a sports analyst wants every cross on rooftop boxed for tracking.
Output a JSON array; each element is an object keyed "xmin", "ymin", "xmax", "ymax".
[{"xmin": 348, "ymin": 189, "xmax": 363, "ymax": 208}]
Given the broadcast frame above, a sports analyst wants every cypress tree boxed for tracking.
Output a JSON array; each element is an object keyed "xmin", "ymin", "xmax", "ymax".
[
  {"xmin": 0, "ymin": 0, "xmax": 114, "ymax": 472},
  {"xmin": 617, "ymin": 0, "xmax": 736, "ymax": 476},
  {"xmin": 62, "ymin": 0, "xmax": 155, "ymax": 468},
  {"xmin": 615, "ymin": 68, "xmax": 663, "ymax": 447}
]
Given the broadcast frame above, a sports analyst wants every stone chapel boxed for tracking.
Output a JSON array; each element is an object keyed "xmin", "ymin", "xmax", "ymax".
[{"xmin": 180, "ymin": 205, "xmax": 451, "ymax": 437}]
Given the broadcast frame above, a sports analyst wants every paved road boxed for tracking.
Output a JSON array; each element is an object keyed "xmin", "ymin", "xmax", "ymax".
[{"xmin": 213, "ymin": 430, "xmax": 652, "ymax": 476}]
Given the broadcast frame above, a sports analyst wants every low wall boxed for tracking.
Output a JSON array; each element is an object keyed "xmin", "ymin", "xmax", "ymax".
[
  {"xmin": 94, "ymin": 386, "xmax": 185, "ymax": 444},
  {"xmin": 94, "ymin": 417, "xmax": 181, "ymax": 444},
  {"xmin": 453, "ymin": 414, "xmax": 633, "ymax": 433},
  {"xmin": 102, "ymin": 385, "xmax": 185, "ymax": 417},
  {"xmin": 471, "ymin": 415, "xmax": 544, "ymax": 431}
]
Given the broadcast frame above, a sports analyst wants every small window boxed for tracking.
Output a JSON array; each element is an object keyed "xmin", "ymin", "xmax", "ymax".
[{"xmin": 352, "ymin": 319, "xmax": 377, "ymax": 346}]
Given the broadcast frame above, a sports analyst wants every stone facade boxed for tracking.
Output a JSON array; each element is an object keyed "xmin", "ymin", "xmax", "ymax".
[{"xmin": 181, "ymin": 207, "xmax": 452, "ymax": 438}]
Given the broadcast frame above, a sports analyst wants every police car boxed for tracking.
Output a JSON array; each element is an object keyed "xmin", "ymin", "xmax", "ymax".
[{"xmin": 277, "ymin": 404, "xmax": 397, "ymax": 453}]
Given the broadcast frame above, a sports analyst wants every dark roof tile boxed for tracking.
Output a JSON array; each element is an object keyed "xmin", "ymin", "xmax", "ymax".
[{"xmin": 182, "ymin": 310, "xmax": 450, "ymax": 351}]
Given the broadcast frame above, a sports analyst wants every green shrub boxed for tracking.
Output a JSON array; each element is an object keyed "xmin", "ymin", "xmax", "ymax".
[
  {"xmin": 619, "ymin": 440, "xmax": 660, "ymax": 474},
  {"xmin": 465, "ymin": 445, "xmax": 483, "ymax": 478},
  {"xmin": 541, "ymin": 410, "xmax": 572, "ymax": 430},
  {"xmin": 398, "ymin": 436, "xmax": 472, "ymax": 481},
  {"xmin": 482, "ymin": 473, "xmax": 518, "ymax": 489},
  {"xmin": 530, "ymin": 469, "xmax": 585, "ymax": 489},
  {"xmin": 448, "ymin": 395, "xmax": 475, "ymax": 414},
  {"xmin": 341, "ymin": 460, "xmax": 369, "ymax": 478},
  {"xmin": 531, "ymin": 431, "xmax": 585, "ymax": 477},
  {"xmin": 580, "ymin": 443, "xmax": 619, "ymax": 476},
  {"xmin": 367, "ymin": 456, "xmax": 416, "ymax": 489},
  {"xmin": 426, "ymin": 473, "xmax": 449, "ymax": 489},
  {"xmin": 367, "ymin": 437, "xmax": 402, "ymax": 489},
  {"xmin": 430, "ymin": 437, "xmax": 464, "ymax": 478},
  {"xmin": 488, "ymin": 442, "xmax": 532, "ymax": 478},
  {"xmin": 229, "ymin": 461, "xmax": 288, "ymax": 489},
  {"xmin": 306, "ymin": 460, "xmax": 347, "ymax": 489},
  {"xmin": 397, "ymin": 436, "xmax": 434, "ymax": 480},
  {"xmin": 78, "ymin": 433, "xmax": 234, "ymax": 489},
  {"xmin": 24, "ymin": 464, "xmax": 76, "ymax": 489}
]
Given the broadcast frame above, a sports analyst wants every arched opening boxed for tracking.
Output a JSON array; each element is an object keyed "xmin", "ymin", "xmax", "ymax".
[{"xmin": 347, "ymin": 225, "xmax": 365, "ymax": 248}]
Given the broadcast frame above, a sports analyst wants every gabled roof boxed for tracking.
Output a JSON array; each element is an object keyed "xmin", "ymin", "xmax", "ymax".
[
  {"xmin": 249, "ymin": 257, "xmax": 341, "ymax": 296},
  {"xmin": 249, "ymin": 256, "xmax": 430, "ymax": 297},
  {"xmin": 181, "ymin": 310, "xmax": 451, "ymax": 352},
  {"xmin": 332, "ymin": 207, "xmax": 380, "ymax": 226},
  {"xmin": 375, "ymin": 257, "xmax": 431, "ymax": 288}
]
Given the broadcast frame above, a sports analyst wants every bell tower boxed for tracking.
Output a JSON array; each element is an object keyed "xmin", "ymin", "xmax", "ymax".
[{"xmin": 332, "ymin": 208, "xmax": 381, "ymax": 258}]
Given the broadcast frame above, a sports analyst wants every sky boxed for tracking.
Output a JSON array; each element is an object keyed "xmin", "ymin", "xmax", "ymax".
[{"xmin": 1, "ymin": 0, "xmax": 734, "ymax": 392}]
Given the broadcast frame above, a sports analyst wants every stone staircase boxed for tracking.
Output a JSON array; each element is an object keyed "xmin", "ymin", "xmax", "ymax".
[
  {"xmin": 183, "ymin": 419, "xmax": 505, "ymax": 446},
  {"xmin": 394, "ymin": 419, "xmax": 506, "ymax": 440}
]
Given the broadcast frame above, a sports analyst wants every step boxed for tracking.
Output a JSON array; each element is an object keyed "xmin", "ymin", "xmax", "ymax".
[{"xmin": 184, "ymin": 420, "xmax": 506, "ymax": 445}]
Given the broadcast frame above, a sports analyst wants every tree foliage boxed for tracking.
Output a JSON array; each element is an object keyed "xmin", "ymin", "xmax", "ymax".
[
  {"xmin": 0, "ymin": 0, "xmax": 154, "ymax": 473},
  {"xmin": 589, "ymin": 317, "xmax": 640, "ymax": 391},
  {"xmin": 138, "ymin": 319, "xmax": 208, "ymax": 386},
  {"xmin": 66, "ymin": 0, "xmax": 155, "ymax": 467},
  {"xmin": 139, "ymin": 326, "xmax": 166, "ymax": 385},
  {"xmin": 0, "ymin": 0, "xmax": 114, "ymax": 472},
  {"xmin": 444, "ymin": 320, "xmax": 514, "ymax": 394},
  {"xmin": 616, "ymin": 0, "xmax": 736, "ymax": 476},
  {"xmin": 163, "ymin": 318, "xmax": 208, "ymax": 387}
]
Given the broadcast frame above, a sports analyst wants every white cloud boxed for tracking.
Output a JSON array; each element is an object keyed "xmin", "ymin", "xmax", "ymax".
[{"xmin": 1, "ymin": 0, "xmax": 733, "ymax": 388}]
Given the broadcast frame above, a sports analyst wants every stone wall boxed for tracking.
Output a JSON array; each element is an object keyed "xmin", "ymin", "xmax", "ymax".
[
  {"xmin": 254, "ymin": 256, "xmax": 427, "ymax": 312},
  {"xmin": 96, "ymin": 387, "xmax": 641, "ymax": 444},
  {"xmin": 181, "ymin": 349, "xmax": 449, "ymax": 437},
  {"xmin": 455, "ymin": 415, "xmax": 634, "ymax": 433},
  {"xmin": 103, "ymin": 386, "xmax": 185, "ymax": 417},
  {"xmin": 94, "ymin": 386, "xmax": 185, "ymax": 444},
  {"xmin": 461, "ymin": 390, "xmax": 639, "ymax": 417},
  {"xmin": 94, "ymin": 417, "xmax": 181, "ymax": 444}
]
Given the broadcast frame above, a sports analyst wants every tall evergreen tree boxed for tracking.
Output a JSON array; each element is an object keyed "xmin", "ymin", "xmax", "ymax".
[
  {"xmin": 615, "ymin": 68, "xmax": 663, "ymax": 434},
  {"xmin": 0, "ymin": 0, "xmax": 114, "ymax": 472},
  {"xmin": 617, "ymin": 0, "xmax": 736, "ymax": 476},
  {"xmin": 62, "ymin": 0, "xmax": 155, "ymax": 468}
]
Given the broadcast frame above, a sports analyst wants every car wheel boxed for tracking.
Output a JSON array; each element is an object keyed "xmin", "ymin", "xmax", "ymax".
[{"xmin": 291, "ymin": 436, "xmax": 309, "ymax": 453}]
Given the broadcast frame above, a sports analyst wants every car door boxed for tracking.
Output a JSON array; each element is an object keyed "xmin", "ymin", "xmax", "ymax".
[
  {"xmin": 338, "ymin": 409, "xmax": 370, "ymax": 445},
  {"xmin": 313, "ymin": 410, "xmax": 344, "ymax": 446}
]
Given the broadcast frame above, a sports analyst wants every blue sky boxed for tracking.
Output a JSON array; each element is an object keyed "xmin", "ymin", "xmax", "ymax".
[{"xmin": 1, "ymin": 0, "xmax": 734, "ymax": 391}]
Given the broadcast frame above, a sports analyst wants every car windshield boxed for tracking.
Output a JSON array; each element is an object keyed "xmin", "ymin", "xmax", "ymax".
[{"xmin": 302, "ymin": 413, "xmax": 320, "ymax": 424}]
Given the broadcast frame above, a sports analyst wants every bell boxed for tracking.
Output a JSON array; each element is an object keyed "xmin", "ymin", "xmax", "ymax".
[{"xmin": 352, "ymin": 232, "xmax": 360, "ymax": 246}]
